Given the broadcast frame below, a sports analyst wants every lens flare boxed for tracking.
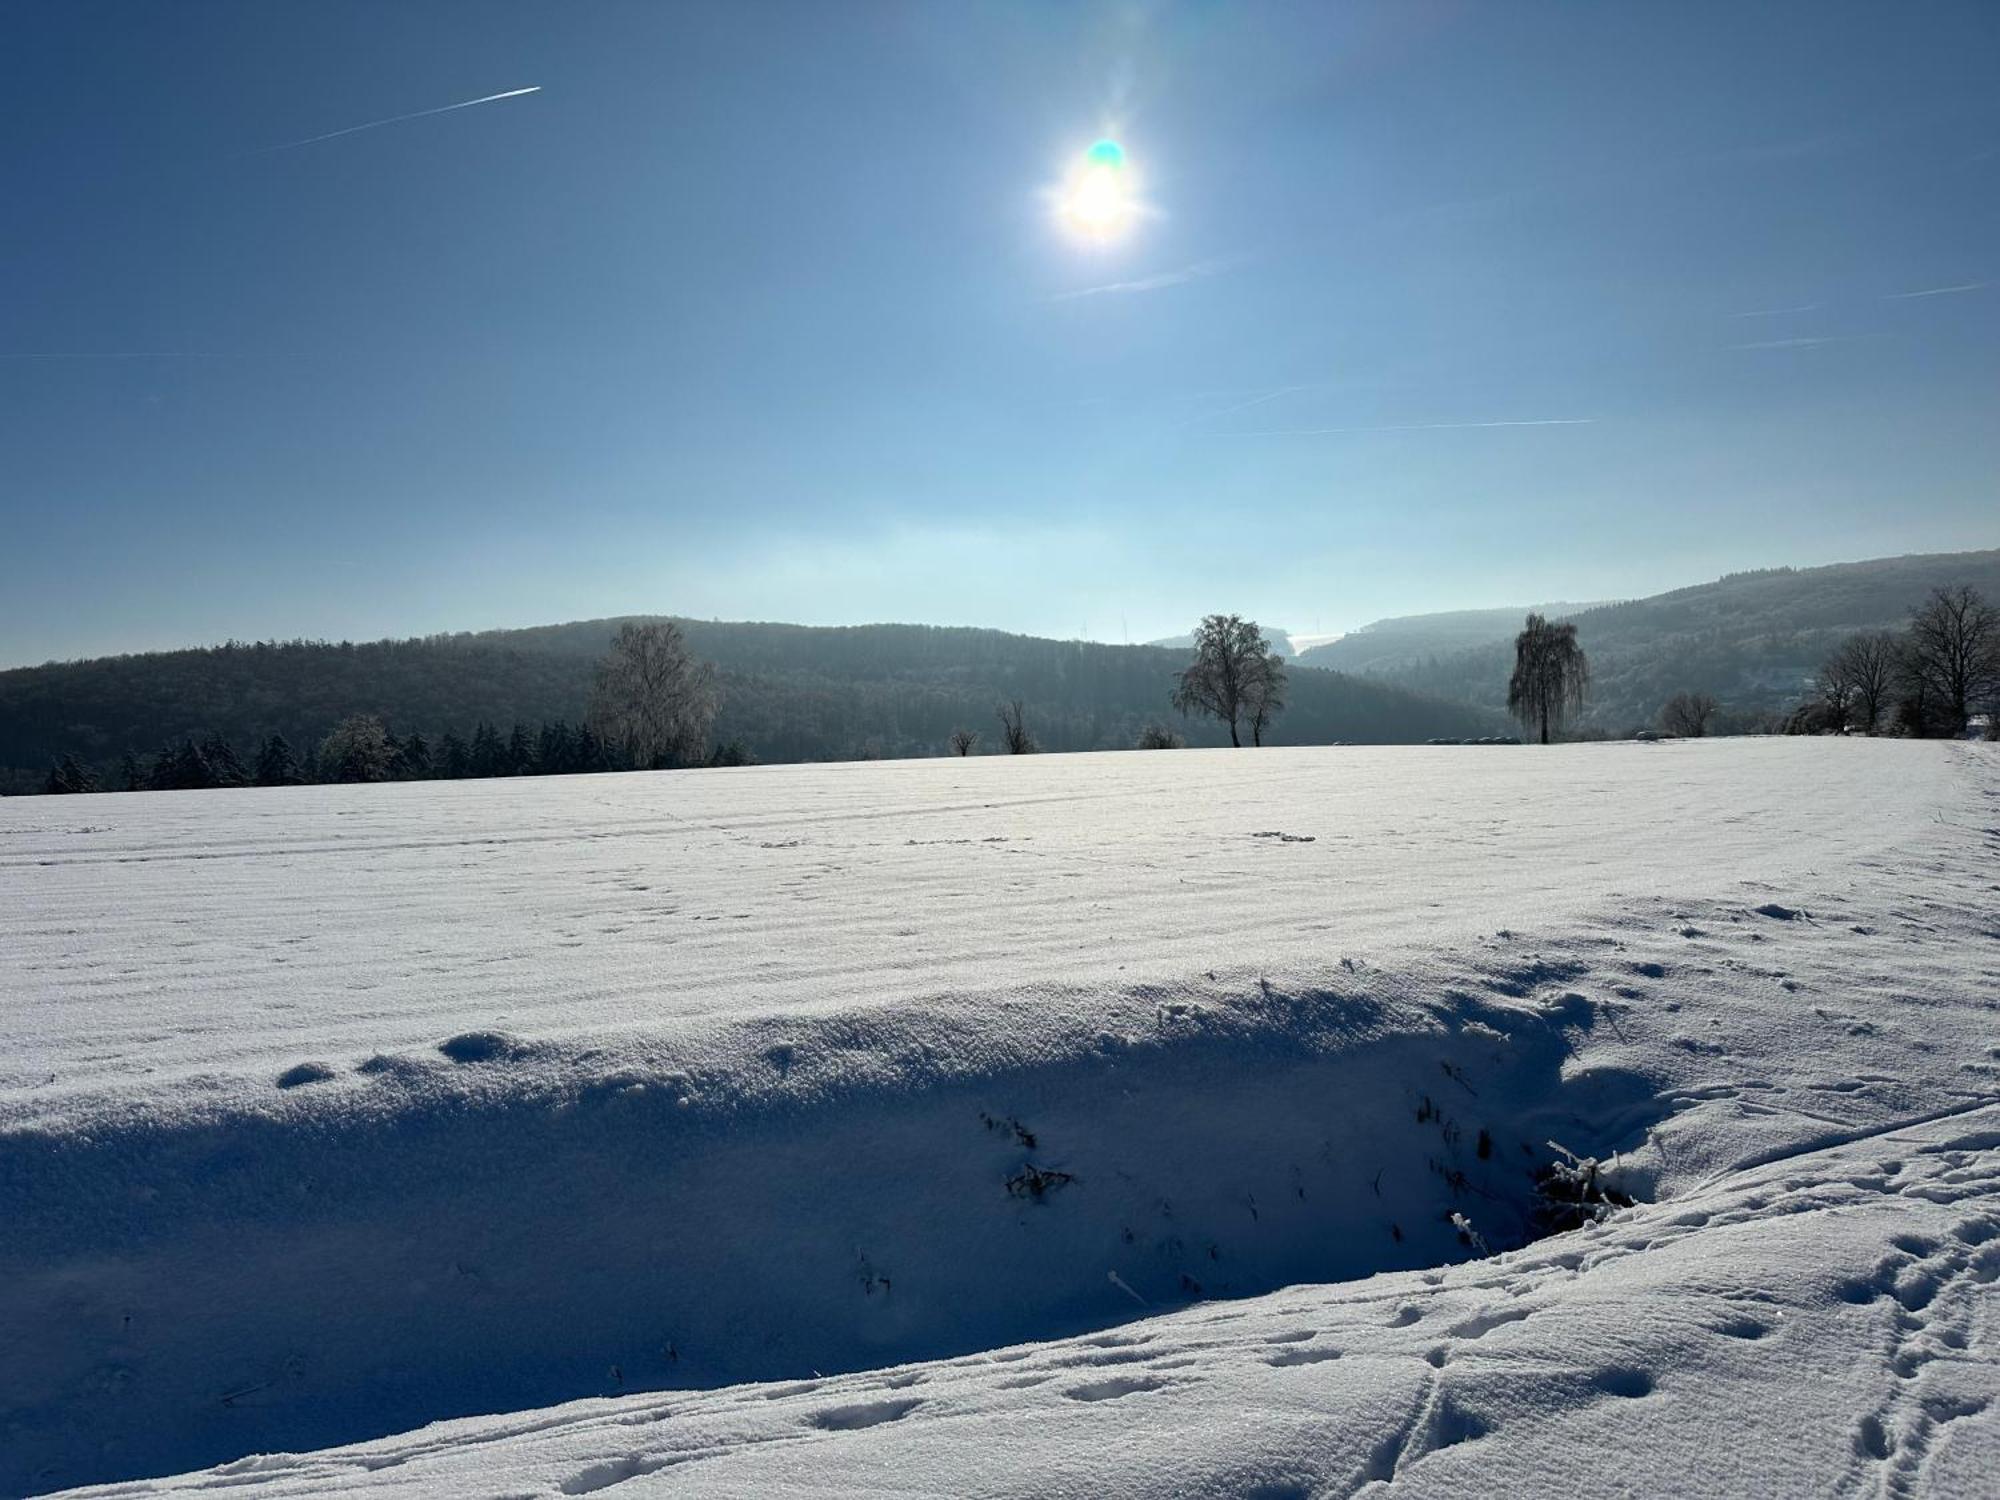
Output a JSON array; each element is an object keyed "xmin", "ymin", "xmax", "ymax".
[{"xmin": 1053, "ymin": 137, "xmax": 1143, "ymax": 245}]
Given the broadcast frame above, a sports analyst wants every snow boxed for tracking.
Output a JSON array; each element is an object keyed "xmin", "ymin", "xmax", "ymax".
[{"xmin": 4, "ymin": 740, "xmax": 1998, "ymax": 1497}]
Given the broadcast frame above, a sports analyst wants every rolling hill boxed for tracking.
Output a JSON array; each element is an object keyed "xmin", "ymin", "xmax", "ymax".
[
  {"xmin": 0, "ymin": 619, "xmax": 1500, "ymax": 793},
  {"xmin": 1298, "ymin": 549, "xmax": 2000, "ymax": 731}
]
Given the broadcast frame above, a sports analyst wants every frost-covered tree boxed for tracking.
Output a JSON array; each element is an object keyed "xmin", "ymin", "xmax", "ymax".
[
  {"xmin": 1507, "ymin": 613, "xmax": 1589, "ymax": 745},
  {"xmin": 1171, "ymin": 614, "xmax": 1286, "ymax": 748},
  {"xmin": 317, "ymin": 715, "xmax": 394, "ymax": 783},
  {"xmin": 588, "ymin": 622, "xmax": 717, "ymax": 770}
]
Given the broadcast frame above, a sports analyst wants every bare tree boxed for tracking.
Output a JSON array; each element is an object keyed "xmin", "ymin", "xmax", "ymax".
[
  {"xmin": 1904, "ymin": 585, "xmax": 2000, "ymax": 736},
  {"xmin": 1660, "ymin": 692, "xmax": 1719, "ymax": 738},
  {"xmin": 996, "ymin": 699, "xmax": 1036, "ymax": 754},
  {"xmin": 1171, "ymin": 614, "xmax": 1286, "ymax": 747},
  {"xmin": 1827, "ymin": 631, "xmax": 1897, "ymax": 735},
  {"xmin": 1134, "ymin": 723, "xmax": 1183, "ymax": 749},
  {"xmin": 588, "ymin": 621, "xmax": 717, "ymax": 769},
  {"xmin": 948, "ymin": 727, "xmax": 978, "ymax": 756},
  {"xmin": 1506, "ymin": 613, "xmax": 1589, "ymax": 745},
  {"xmin": 1807, "ymin": 655, "xmax": 1855, "ymax": 734},
  {"xmin": 1246, "ymin": 658, "xmax": 1287, "ymax": 747}
]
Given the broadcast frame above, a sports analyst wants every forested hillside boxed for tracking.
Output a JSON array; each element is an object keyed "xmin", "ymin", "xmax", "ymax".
[
  {"xmin": 1297, "ymin": 550, "xmax": 2000, "ymax": 730},
  {"xmin": 0, "ymin": 619, "xmax": 1499, "ymax": 793}
]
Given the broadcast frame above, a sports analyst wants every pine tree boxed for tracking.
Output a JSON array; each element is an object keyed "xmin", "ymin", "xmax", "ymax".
[
  {"xmin": 506, "ymin": 723, "xmax": 533, "ymax": 776},
  {"xmin": 255, "ymin": 735, "xmax": 302, "ymax": 787},
  {"xmin": 469, "ymin": 722, "xmax": 506, "ymax": 778},
  {"xmin": 201, "ymin": 732, "xmax": 249, "ymax": 787},
  {"xmin": 45, "ymin": 755, "xmax": 99, "ymax": 794},
  {"xmin": 396, "ymin": 732, "xmax": 433, "ymax": 779},
  {"xmin": 150, "ymin": 738, "xmax": 218, "ymax": 790},
  {"xmin": 439, "ymin": 731, "xmax": 471, "ymax": 779},
  {"xmin": 119, "ymin": 751, "xmax": 145, "ymax": 792},
  {"xmin": 537, "ymin": 720, "xmax": 575, "ymax": 776}
]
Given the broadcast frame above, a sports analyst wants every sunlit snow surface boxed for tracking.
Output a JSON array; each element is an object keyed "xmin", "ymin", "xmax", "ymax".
[{"xmin": 5, "ymin": 741, "xmax": 1998, "ymax": 1497}]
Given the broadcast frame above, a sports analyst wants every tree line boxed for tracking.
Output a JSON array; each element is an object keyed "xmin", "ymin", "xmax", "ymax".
[
  {"xmin": 1488, "ymin": 583, "xmax": 2000, "ymax": 746},
  {"xmin": 1791, "ymin": 585, "xmax": 2000, "ymax": 738},
  {"xmin": 10, "ymin": 616, "xmax": 1496, "ymax": 793},
  {"xmin": 41, "ymin": 623, "xmax": 750, "ymax": 794}
]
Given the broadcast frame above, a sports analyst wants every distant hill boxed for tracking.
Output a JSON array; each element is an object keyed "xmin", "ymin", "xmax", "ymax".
[
  {"xmin": 1296, "ymin": 550, "xmax": 2000, "ymax": 730},
  {"xmin": 1299, "ymin": 604, "xmax": 1602, "ymax": 677},
  {"xmin": 0, "ymin": 619, "xmax": 1502, "ymax": 793},
  {"xmin": 1146, "ymin": 627, "xmax": 1302, "ymax": 659}
]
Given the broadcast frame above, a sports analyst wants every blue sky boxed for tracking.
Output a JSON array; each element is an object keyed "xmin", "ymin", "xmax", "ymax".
[{"xmin": 2, "ymin": 1, "xmax": 1996, "ymax": 665}]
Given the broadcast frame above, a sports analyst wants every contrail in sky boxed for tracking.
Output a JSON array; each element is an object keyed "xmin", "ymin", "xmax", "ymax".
[
  {"xmin": 1884, "ymin": 281, "xmax": 1987, "ymax": 299},
  {"xmin": 263, "ymin": 86, "xmax": 541, "ymax": 153},
  {"xmin": 1222, "ymin": 418, "xmax": 1595, "ymax": 436}
]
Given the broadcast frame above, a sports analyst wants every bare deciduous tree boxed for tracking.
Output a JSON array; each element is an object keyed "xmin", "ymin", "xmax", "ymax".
[
  {"xmin": 948, "ymin": 727, "xmax": 978, "ymax": 756},
  {"xmin": 1660, "ymin": 691, "xmax": 1719, "ymax": 738},
  {"xmin": 1808, "ymin": 656, "xmax": 1856, "ymax": 733},
  {"xmin": 1825, "ymin": 631, "xmax": 1897, "ymax": 735},
  {"xmin": 1904, "ymin": 585, "xmax": 2000, "ymax": 736},
  {"xmin": 1171, "ymin": 614, "xmax": 1287, "ymax": 747},
  {"xmin": 588, "ymin": 621, "xmax": 717, "ymax": 770},
  {"xmin": 1506, "ymin": 613, "xmax": 1589, "ymax": 745},
  {"xmin": 1134, "ymin": 723, "xmax": 1183, "ymax": 749},
  {"xmin": 996, "ymin": 699, "xmax": 1036, "ymax": 754}
]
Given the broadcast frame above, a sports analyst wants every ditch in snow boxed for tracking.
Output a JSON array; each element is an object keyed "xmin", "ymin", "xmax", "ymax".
[{"xmin": 3, "ymin": 976, "xmax": 1663, "ymax": 1494}]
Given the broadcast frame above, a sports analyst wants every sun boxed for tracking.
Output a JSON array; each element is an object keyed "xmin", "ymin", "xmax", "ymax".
[{"xmin": 1054, "ymin": 137, "xmax": 1144, "ymax": 246}]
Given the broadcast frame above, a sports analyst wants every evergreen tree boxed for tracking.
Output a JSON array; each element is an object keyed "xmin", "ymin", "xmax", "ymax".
[
  {"xmin": 201, "ymin": 731, "xmax": 250, "ymax": 787},
  {"xmin": 396, "ymin": 732, "xmax": 433, "ymax": 779},
  {"xmin": 538, "ymin": 720, "xmax": 576, "ymax": 776},
  {"xmin": 469, "ymin": 722, "xmax": 506, "ymax": 778},
  {"xmin": 439, "ymin": 730, "xmax": 471, "ymax": 779},
  {"xmin": 119, "ymin": 751, "xmax": 145, "ymax": 792},
  {"xmin": 45, "ymin": 755, "xmax": 99, "ymax": 794},
  {"xmin": 254, "ymin": 735, "xmax": 302, "ymax": 787},
  {"xmin": 150, "ymin": 738, "xmax": 219, "ymax": 790},
  {"xmin": 507, "ymin": 722, "xmax": 534, "ymax": 775},
  {"xmin": 575, "ymin": 722, "xmax": 609, "ymax": 773}
]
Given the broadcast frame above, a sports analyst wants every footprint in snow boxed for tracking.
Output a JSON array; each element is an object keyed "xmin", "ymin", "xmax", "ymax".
[
  {"xmin": 437, "ymin": 1030, "xmax": 529, "ymax": 1063},
  {"xmin": 809, "ymin": 1396, "xmax": 923, "ymax": 1430},
  {"xmin": 1064, "ymin": 1375, "xmax": 1166, "ymax": 1402},
  {"xmin": 560, "ymin": 1455, "xmax": 669, "ymax": 1494},
  {"xmin": 1265, "ymin": 1346, "xmax": 1343, "ymax": 1368}
]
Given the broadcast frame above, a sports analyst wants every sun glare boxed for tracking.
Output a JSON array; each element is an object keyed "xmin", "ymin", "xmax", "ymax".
[{"xmin": 1054, "ymin": 137, "xmax": 1143, "ymax": 245}]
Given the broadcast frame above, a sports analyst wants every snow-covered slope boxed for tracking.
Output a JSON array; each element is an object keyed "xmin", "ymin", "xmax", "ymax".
[{"xmin": 5, "ymin": 741, "xmax": 1997, "ymax": 1497}]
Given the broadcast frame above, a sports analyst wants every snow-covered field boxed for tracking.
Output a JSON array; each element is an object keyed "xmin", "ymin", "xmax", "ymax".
[{"xmin": 4, "ymin": 740, "xmax": 1997, "ymax": 1497}]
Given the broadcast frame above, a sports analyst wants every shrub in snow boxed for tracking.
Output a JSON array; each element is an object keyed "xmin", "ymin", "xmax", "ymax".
[{"xmin": 1536, "ymin": 1142, "xmax": 1635, "ymax": 1231}]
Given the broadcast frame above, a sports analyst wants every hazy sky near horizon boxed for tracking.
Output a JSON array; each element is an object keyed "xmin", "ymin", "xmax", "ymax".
[{"xmin": 3, "ymin": 1, "xmax": 1997, "ymax": 666}]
